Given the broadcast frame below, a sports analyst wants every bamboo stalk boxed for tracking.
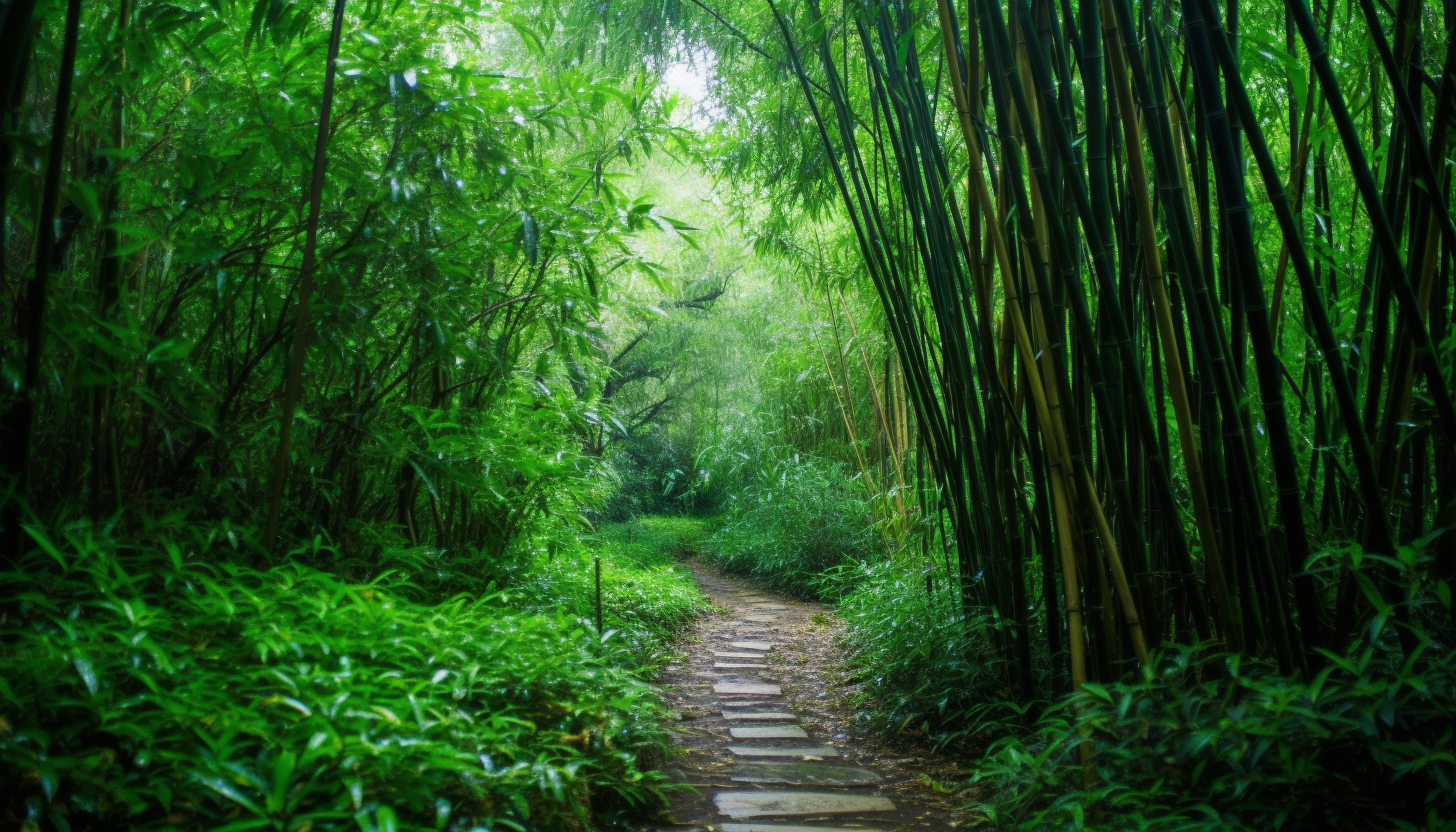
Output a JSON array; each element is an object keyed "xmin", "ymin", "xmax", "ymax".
[
  {"xmin": 263, "ymin": 0, "xmax": 350, "ymax": 554},
  {"xmin": 5, "ymin": 0, "xmax": 81, "ymax": 561},
  {"xmin": 1101, "ymin": 0, "xmax": 1237, "ymax": 648},
  {"xmin": 1284, "ymin": 0, "xmax": 1456, "ymax": 440}
]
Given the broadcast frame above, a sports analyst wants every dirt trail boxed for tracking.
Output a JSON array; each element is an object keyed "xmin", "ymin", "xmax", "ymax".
[{"xmin": 641, "ymin": 560, "xmax": 964, "ymax": 831}]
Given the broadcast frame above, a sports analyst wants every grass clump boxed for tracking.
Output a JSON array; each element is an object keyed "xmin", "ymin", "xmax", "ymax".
[
  {"xmin": 0, "ymin": 519, "xmax": 697, "ymax": 832},
  {"xmin": 597, "ymin": 516, "xmax": 712, "ymax": 568},
  {"xmin": 519, "ymin": 516, "xmax": 709, "ymax": 665},
  {"xmin": 700, "ymin": 454, "xmax": 875, "ymax": 599},
  {"xmin": 833, "ymin": 558, "xmax": 1009, "ymax": 749}
]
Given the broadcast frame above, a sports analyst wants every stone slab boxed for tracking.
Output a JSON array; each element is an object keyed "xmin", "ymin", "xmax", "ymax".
[
  {"xmin": 749, "ymin": 603, "xmax": 790, "ymax": 610},
  {"xmin": 720, "ymin": 825, "xmax": 883, "ymax": 832},
  {"xmin": 728, "ymin": 745, "xmax": 840, "ymax": 758},
  {"xmin": 712, "ymin": 791, "xmax": 894, "ymax": 818},
  {"xmin": 728, "ymin": 641, "xmax": 776, "ymax": 651},
  {"xmin": 715, "ymin": 682, "xmax": 782, "ymax": 696},
  {"xmin": 730, "ymin": 725, "xmax": 807, "ymax": 739},
  {"xmin": 730, "ymin": 761, "xmax": 884, "ymax": 787},
  {"xmin": 715, "ymin": 662, "xmax": 768, "ymax": 669},
  {"xmin": 714, "ymin": 651, "xmax": 766, "ymax": 659},
  {"xmin": 720, "ymin": 710, "xmax": 797, "ymax": 721}
]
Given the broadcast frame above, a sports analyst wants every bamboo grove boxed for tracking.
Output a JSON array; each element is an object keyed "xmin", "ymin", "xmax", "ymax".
[
  {"xmin": 688, "ymin": 0, "xmax": 1456, "ymax": 700},
  {"xmin": 0, "ymin": 0, "xmax": 694, "ymax": 576}
]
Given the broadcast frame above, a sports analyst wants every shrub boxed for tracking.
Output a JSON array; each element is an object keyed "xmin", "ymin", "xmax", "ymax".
[
  {"xmin": 600, "ymin": 439, "xmax": 712, "ymax": 521},
  {"xmin": 970, "ymin": 642, "xmax": 1456, "ymax": 831},
  {"xmin": 0, "ymin": 523, "xmax": 686, "ymax": 832},
  {"xmin": 700, "ymin": 454, "xmax": 876, "ymax": 598},
  {"xmin": 518, "ymin": 517, "xmax": 709, "ymax": 664},
  {"xmin": 832, "ymin": 557, "xmax": 1011, "ymax": 750}
]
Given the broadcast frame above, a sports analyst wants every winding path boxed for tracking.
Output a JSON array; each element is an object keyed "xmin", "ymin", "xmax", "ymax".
[{"xmin": 642, "ymin": 561, "xmax": 960, "ymax": 831}]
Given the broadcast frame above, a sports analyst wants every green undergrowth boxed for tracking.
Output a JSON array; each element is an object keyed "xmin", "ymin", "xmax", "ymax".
[
  {"xmin": 698, "ymin": 455, "xmax": 875, "ymax": 599},
  {"xmin": 0, "ymin": 516, "xmax": 705, "ymax": 832},
  {"xmin": 832, "ymin": 558, "xmax": 1012, "ymax": 751},
  {"xmin": 970, "ymin": 639, "xmax": 1456, "ymax": 831},
  {"xmin": 519, "ymin": 516, "xmax": 709, "ymax": 666}
]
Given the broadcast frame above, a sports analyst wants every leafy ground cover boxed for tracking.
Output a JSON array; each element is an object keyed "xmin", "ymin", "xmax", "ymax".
[
  {"xmin": 0, "ymin": 515, "xmax": 704, "ymax": 832},
  {"xmin": 698, "ymin": 455, "xmax": 876, "ymax": 599},
  {"xmin": 520, "ymin": 516, "xmax": 709, "ymax": 666},
  {"xmin": 832, "ymin": 557, "xmax": 1011, "ymax": 751},
  {"xmin": 971, "ymin": 638, "xmax": 1456, "ymax": 831}
]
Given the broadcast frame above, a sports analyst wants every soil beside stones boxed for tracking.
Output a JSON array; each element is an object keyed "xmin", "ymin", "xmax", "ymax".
[{"xmin": 638, "ymin": 559, "xmax": 969, "ymax": 831}]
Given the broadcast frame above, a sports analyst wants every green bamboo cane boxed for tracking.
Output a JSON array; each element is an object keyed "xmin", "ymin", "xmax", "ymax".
[
  {"xmin": 1184, "ymin": 0, "xmax": 1325, "ymax": 662},
  {"xmin": 1190, "ymin": 0, "xmax": 1394, "ymax": 537},
  {"xmin": 1284, "ymin": 0, "xmax": 1456, "ymax": 440},
  {"xmin": 996, "ymin": 0, "xmax": 1216, "ymax": 638}
]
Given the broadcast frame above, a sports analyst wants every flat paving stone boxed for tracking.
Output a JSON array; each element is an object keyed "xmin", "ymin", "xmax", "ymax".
[
  {"xmin": 748, "ymin": 603, "xmax": 790, "ymax": 610},
  {"xmin": 715, "ymin": 662, "xmax": 768, "ymax": 669},
  {"xmin": 721, "ymin": 825, "xmax": 883, "ymax": 832},
  {"xmin": 720, "ymin": 710, "xmax": 797, "ymax": 721},
  {"xmin": 714, "ymin": 682, "xmax": 782, "ymax": 695},
  {"xmin": 730, "ymin": 761, "xmax": 884, "ymax": 786},
  {"xmin": 713, "ymin": 651, "xmax": 766, "ymax": 659},
  {"xmin": 727, "ymin": 745, "xmax": 840, "ymax": 758},
  {"xmin": 728, "ymin": 641, "xmax": 776, "ymax": 651},
  {"xmin": 741, "ymin": 615, "xmax": 778, "ymax": 623},
  {"xmin": 712, "ymin": 791, "xmax": 894, "ymax": 818},
  {"xmin": 730, "ymin": 725, "xmax": 807, "ymax": 739}
]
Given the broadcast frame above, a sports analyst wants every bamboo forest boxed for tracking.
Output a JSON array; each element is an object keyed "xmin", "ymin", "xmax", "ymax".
[{"xmin": 5, "ymin": 0, "xmax": 1456, "ymax": 825}]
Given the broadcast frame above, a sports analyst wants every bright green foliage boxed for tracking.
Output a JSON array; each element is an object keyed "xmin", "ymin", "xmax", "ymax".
[
  {"xmin": 2, "ymin": 0, "xmax": 709, "ymax": 825},
  {"xmin": 3, "ymin": 0, "xmax": 692, "ymax": 555},
  {"xmin": 12, "ymin": 0, "xmax": 1456, "ymax": 825},
  {"xmin": 0, "ymin": 523, "xmax": 683, "ymax": 831},
  {"xmin": 973, "ymin": 642, "xmax": 1456, "ymax": 831},
  {"xmin": 595, "ymin": 516, "xmax": 711, "ymax": 568},
  {"xmin": 833, "ymin": 558, "xmax": 1010, "ymax": 750},
  {"xmin": 971, "ymin": 547, "xmax": 1456, "ymax": 830},
  {"xmin": 701, "ymin": 453, "xmax": 875, "ymax": 599},
  {"xmin": 519, "ymin": 517, "xmax": 709, "ymax": 662}
]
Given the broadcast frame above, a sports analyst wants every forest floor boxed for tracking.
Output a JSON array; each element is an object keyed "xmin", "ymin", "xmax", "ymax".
[{"xmin": 640, "ymin": 559, "xmax": 968, "ymax": 831}]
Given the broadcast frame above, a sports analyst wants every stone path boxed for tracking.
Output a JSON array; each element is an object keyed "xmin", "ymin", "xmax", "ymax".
[{"xmin": 641, "ymin": 562, "xmax": 959, "ymax": 831}]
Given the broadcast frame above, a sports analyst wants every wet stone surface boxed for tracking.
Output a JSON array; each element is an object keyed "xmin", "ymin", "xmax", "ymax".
[
  {"xmin": 729, "ymin": 725, "xmax": 808, "ymax": 739},
  {"xmin": 727, "ymin": 745, "xmax": 842, "ymax": 758},
  {"xmin": 720, "ymin": 710, "xmax": 798, "ymax": 721},
  {"xmin": 636, "ymin": 560, "xmax": 961, "ymax": 831},
  {"xmin": 719, "ymin": 825, "xmax": 881, "ymax": 832},
  {"xmin": 713, "ymin": 791, "xmax": 897, "ymax": 818},
  {"xmin": 730, "ymin": 761, "xmax": 885, "ymax": 787},
  {"xmin": 714, "ymin": 682, "xmax": 783, "ymax": 696}
]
